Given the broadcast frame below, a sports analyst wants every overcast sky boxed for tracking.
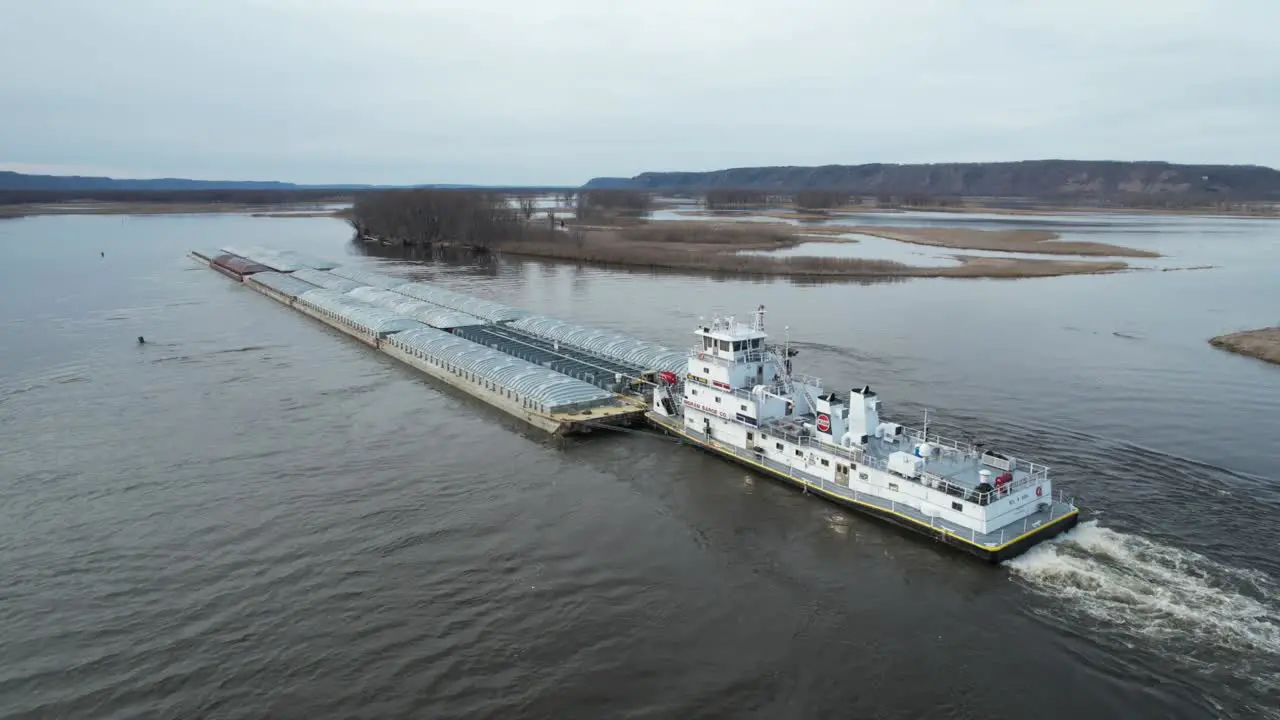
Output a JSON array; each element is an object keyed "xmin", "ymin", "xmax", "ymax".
[{"xmin": 1, "ymin": 0, "xmax": 1275, "ymax": 185}]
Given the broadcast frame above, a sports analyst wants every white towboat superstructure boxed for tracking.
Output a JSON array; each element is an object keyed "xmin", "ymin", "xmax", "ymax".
[{"xmin": 647, "ymin": 306, "xmax": 1080, "ymax": 562}]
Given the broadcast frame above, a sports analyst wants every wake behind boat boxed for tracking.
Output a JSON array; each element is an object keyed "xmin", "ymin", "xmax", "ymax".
[{"xmin": 647, "ymin": 306, "xmax": 1081, "ymax": 563}]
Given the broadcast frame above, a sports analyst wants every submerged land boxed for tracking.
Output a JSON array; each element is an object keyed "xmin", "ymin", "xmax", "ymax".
[
  {"xmin": 344, "ymin": 185, "xmax": 1137, "ymax": 280},
  {"xmin": 1209, "ymin": 327, "xmax": 1280, "ymax": 366},
  {"xmin": 808, "ymin": 225, "xmax": 1156, "ymax": 258},
  {"xmin": 12, "ymin": 163, "xmax": 1266, "ymax": 278},
  {"xmin": 488, "ymin": 220, "xmax": 1130, "ymax": 278}
]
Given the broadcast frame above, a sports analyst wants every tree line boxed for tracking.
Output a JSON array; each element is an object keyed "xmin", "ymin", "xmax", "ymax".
[
  {"xmin": 0, "ymin": 188, "xmax": 351, "ymax": 205},
  {"xmin": 1109, "ymin": 192, "xmax": 1242, "ymax": 210},
  {"xmin": 698, "ymin": 188, "xmax": 968, "ymax": 210},
  {"xmin": 348, "ymin": 189, "xmax": 542, "ymax": 250},
  {"xmin": 875, "ymin": 193, "xmax": 964, "ymax": 208},
  {"xmin": 703, "ymin": 189, "xmax": 774, "ymax": 209}
]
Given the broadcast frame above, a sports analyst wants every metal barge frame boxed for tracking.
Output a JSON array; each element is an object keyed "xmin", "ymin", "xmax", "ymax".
[{"xmin": 202, "ymin": 257, "xmax": 645, "ymax": 436}]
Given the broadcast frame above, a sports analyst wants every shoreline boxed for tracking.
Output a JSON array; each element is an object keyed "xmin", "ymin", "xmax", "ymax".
[
  {"xmin": 564, "ymin": 214, "xmax": 1154, "ymax": 263},
  {"xmin": 4, "ymin": 197, "xmax": 1275, "ymax": 221},
  {"xmin": 468, "ymin": 221, "xmax": 1131, "ymax": 280},
  {"xmin": 6, "ymin": 197, "xmax": 1143, "ymax": 280},
  {"xmin": 676, "ymin": 204, "xmax": 1280, "ymax": 220},
  {"xmin": 1208, "ymin": 327, "xmax": 1280, "ymax": 365},
  {"xmin": 0, "ymin": 201, "xmax": 349, "ymax": 218},
  {"xmin": 830, "ymin": 226, "xmax": 1159, "ymax": 258},
  {"xmin": 494, "ymin": 242, "xmax": 1128, "ymax": 279}
]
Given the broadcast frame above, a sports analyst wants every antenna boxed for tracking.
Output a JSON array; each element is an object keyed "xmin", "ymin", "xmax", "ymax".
[
  {"xmin": 783, "ymin": 325, "xmax": 792, "ymax": 377},
  {"xmin": 923, "ymin": 408, "xmax": 929, "ymax": 438}
]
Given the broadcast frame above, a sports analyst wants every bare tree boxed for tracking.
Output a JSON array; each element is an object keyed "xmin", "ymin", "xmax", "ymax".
[
  {"xmin": 704, "ymin": 189, "xmax": 770, "ymax": 209},
  {"xmin": 518, "ymin": 195, "xmax": 537, "ymax": 221},
  {"xmin": 575, "ymin": 190, "xmax": 651, "ymax": 222},
  {"xmin": 794, "ymin": 190, "xmax": 850, "ymax": 210},
  {"xmin": 350, "ymin": 189, "xmax": 530, "ymax": 250}
]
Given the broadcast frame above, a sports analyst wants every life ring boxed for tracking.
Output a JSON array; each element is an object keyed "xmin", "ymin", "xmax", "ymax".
[{"xmin": 1035, "ymin": 486, "xmax": 1043, "ymax": 497}]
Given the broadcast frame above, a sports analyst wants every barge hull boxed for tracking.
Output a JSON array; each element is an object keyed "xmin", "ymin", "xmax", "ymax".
[
  {"xmin": 240, "ymin": 274, "xmax": 642, "ymax": 435},
  {"xmin": 653, "ymin": 419, "xmax": 1079, "ymax": 563}
]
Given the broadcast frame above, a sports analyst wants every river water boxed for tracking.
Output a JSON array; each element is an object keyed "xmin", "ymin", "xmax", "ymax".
[{"xmin": 1, "ymin": 211, "xmax": 1278, "ymax": 719}]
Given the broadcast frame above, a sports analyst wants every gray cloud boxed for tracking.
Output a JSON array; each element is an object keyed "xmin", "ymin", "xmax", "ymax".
[{"xmin": 2, "ymin": 0, "xmax": 1275, "ymax": 185}]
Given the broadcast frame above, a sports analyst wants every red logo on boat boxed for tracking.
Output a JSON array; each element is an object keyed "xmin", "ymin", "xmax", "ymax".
[{"xmin": 816, "ymin": 413, "xmax": 831, "ymax": 433}]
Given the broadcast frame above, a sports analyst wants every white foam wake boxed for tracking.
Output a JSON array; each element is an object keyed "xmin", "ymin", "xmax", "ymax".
[{"xmin": 1008, "ymin": 521, "xmax": 1280, "ymax": 690}]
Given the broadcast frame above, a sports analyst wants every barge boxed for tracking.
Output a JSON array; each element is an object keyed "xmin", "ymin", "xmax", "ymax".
[
  {"xmin": 224, "ymin": 262, "xmax": 645, "ymax": 435},
  {"xmin": 647, "ymin": 307, "xmax": 1080, "ymax": 562}
]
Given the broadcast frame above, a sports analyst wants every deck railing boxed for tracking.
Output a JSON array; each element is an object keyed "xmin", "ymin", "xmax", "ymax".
[
  {"xmin": 664, "ymin": 417, "xmax": 1074, "ymax": 540},
  {"xmin": 902, "ymin": 427, "xmax": 1050, "ymax": 482},
  {"xmin": 690, "ymin": 347, "xmax": 768, "ymax": 365},
  {"xmin": 753, "ymin": 422, "xmax": 1047, "ymax": 506}
]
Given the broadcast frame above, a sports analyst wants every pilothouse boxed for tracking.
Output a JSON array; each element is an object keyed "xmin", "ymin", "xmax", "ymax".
[{"xmin": 647, "ymin": 305, "xmax": 1080, "ymax": 562}]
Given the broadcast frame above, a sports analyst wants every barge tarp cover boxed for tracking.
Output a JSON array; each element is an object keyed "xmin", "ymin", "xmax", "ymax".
[
  {"xmin": 221, "ymin": 246, "xmax": 303, "ymax": 272},
  {"xmin": 347, "ymin": 287, "xmax": 487, "ymax": 330},
  {"xmin": 290, "ymin": 268, "xmax": 369, "ymax": 293},
  {"xmin": 389, "ymin": 327, "xmax": 615, "ymax": 412},
  {"xmin": 509, "ymin": 315, "xmax": 686, "ymax": 374},
  {"xmin": 394, "ymin": 282, "xmax": 530, "ymax": 323},
  {"xmin": 296, "ymin": 289, "xmax": 428, "ymax": 336},
  {"xmin": 328, "ymin": 266, "xmax": 411, "ymax": 290},
  {"xmin": 248, "ymin": 271, "xmax": 321, "ymax": 298},
  {"xmin": 279, "ymin": 251, "xmax": 338, "ymax": 271},
  {"xmin": 220, "ymin": 247, "xmax": 340, "ymax": 273},
  {"xmin": 211, "ymin": 254, "xmax": 270, "ymax": 276}
]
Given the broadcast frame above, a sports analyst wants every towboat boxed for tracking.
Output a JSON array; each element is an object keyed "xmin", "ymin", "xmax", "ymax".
[{"xmin": 646, "ymin": 306, "xmax": 1080, "ymax": 563}]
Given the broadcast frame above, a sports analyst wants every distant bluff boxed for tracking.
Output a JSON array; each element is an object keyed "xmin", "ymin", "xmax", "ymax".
[{"xmin": 582, "ymin": 160, "xmax": 1280, "ymax": 200}]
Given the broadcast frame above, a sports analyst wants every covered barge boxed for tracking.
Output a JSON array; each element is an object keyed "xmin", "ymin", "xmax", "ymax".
[{"xmin": 202, "ymin": 254, "xmax": 646, "ymax": 435}]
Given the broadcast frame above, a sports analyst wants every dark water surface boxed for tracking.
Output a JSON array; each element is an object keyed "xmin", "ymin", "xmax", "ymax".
[{"xmin": 2, "ymin": 213, "xmax": 1278, "ymax": 719}]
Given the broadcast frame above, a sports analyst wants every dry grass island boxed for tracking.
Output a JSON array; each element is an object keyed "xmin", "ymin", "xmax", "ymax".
[
  {"xmin": 1209, "ymin": 327, "xmax": 1280, "ymax": 366},
  {"xmin": 1, "ymin": 187, "xmax": 1158, "ymax": 279},
  {"xmin": 344, "ymin": 189, "xmax": 1143, "ymax": 279}
]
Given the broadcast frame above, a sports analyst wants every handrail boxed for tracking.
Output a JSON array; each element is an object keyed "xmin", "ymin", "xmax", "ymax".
[
  {"xmin": 690, "ymin": 348, "xmax": 768, "ymax": 365},
  {"xmin": 694, "ymin": 421, "xmax": 1050, "ymax": 515},
  {"xmin": 674, "ymin": 342, "xmax": 1051, "ymax": 494},
  {"xmin": 755, "ymin": 422, "xmax": 1046, "ymax": 505},
  {"xmin": 901, "ymin": 427, "xmax": 1050, "ymax": 480}
]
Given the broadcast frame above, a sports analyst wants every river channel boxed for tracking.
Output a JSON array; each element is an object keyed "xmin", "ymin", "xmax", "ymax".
[{"xmin": 1, "ymin": 211, "xmax": 1277, "ymax": 718}]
